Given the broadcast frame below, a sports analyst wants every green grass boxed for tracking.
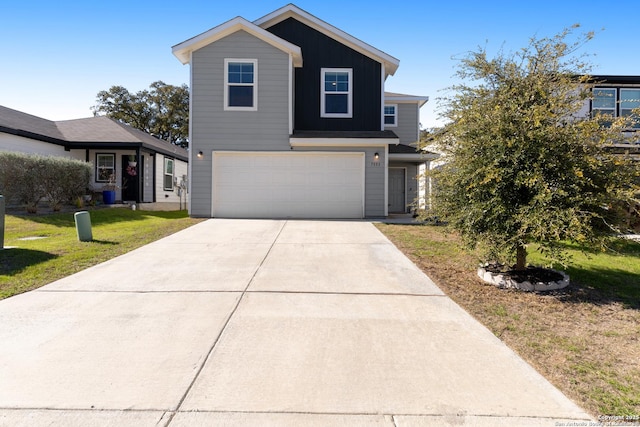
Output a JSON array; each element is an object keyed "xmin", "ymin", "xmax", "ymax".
[
  {"xmin": 1, "ymin": 208, "xmax": 203, "ymax": 299},
  {"xmin": 527, "ymin": 239, "xmax": 640, "ymax": 308},
  {"xmin": 376, "ymin": 223, "xmax": 640, "ymax": 417}
]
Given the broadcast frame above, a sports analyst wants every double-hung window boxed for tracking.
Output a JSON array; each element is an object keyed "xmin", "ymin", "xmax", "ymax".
[
  {"xmin": 592, "ymin": 88, "xmax": 617, "ymax": 121},
  {"xmin": 321, "ymin": 68, "xmax": 352, "ymax": 118},
  {"xmin": 164, "ymin": 158, "xmax": 174, "ymax": 191},
  {"xmin": 384, "ymin": 104, "xmax": 397, "ymax": 127},
  {"xmin": 96, "ymin": 153, "xmax": 115, "ymax": 182},
  {"xmin": 224, "ymin": 59, "xmax": 257, "ymax": 111},
  {"xmin": 620, "ymin": 89, "xmax": 640, "ymax": 128}
]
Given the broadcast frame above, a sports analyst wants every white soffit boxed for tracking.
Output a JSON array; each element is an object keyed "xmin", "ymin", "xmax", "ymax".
[
  {"xmin": 254, "ymin": 4, "xmax": 399, "ymax": 76},
  {"xmin": 172, "ymin": 16, "xmax": 303, "ymax": 67},
  {"xmin": 384, "ymin": 92, "xmax": 430, "ymax": 107}
]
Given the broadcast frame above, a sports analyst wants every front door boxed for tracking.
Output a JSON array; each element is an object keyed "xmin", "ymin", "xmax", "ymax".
[
  {"xmin": 388, "ymin": 168, "xmax": 405, "ymax": 213},
  {"xmin": 121, "ymin": 155, "xmax": 142, "ymax": 202}
]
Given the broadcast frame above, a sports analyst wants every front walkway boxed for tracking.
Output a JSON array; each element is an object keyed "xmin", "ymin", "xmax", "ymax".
[{"xmin": 0, "ymin": 220, "xmax": 591, "ymax": 426}]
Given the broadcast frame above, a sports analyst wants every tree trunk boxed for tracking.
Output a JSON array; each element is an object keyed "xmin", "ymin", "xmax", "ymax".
[{"xmin": 515, "ymin": 245, "xmax": 527, "ymax": 271}]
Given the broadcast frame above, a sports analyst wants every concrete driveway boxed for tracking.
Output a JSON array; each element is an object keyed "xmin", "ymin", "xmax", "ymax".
[{"xmin": 0, "ymin": 219, "xmax": 591, "ymax": 426}]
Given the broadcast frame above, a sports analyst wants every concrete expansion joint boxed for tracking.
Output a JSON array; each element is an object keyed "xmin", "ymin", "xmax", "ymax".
[
  {"xmin": 246, "ymin": 290, "xmax": 448, "ymax": 297},
  {"xmin": 165, "ymin": 220, "xmax": 288, "ymax": 426}
]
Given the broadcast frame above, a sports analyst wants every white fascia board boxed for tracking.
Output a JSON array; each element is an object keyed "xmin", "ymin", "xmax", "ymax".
[
  {"xmin": 384, "ymin": 95, "xmax": 430, "ymax": 107},
  {"xmin": 290, "ymin": 138, "xmax": 399, "ymax": 147},
  {"xmin": 254, "ymin": 4, "xmax": 399, "ymax": 76},
  {"xmin": 172, "ymin": 16, "xmax": 302, "ymax": 67},
  {"xmin": 389, "ymin": 153, "xmax": 439, "ymax": 162}
]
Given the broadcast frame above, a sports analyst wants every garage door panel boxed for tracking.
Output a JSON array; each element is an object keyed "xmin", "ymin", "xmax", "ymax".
[{"xmin": 213, "ymin": 152, "xmax": 364, "ymax": 219}]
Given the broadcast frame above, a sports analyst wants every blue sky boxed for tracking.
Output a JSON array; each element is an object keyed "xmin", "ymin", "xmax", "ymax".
[{"xmin": 1, "ymin": 0, "xmax": 638, "ymax": 128}]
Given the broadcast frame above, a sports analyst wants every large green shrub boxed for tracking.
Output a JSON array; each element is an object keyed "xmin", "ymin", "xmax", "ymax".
[{"xmin": 0, "ymin": 152, "xmax": 91, "ymax": 212}]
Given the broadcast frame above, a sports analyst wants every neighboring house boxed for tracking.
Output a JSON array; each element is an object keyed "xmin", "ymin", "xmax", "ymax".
[
  {"xmin": 172, "ymin": 3, "xmax": 436, "ymax": 218},
  {"xmin": 584, "ymin": 75, "xmax": 640, "ymax": 158},
  {"xmin": 0, "ymin": 105, "xmax": 189, "ymax": 209}
]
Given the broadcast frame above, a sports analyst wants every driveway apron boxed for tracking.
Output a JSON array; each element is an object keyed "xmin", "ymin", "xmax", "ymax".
[{"xmin": 0, "ymin": 219, "xmax": 592, "ymax": 426}]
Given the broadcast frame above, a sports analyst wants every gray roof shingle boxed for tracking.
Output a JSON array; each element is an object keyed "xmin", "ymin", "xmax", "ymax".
[{"xmin": 0, "ymin": 105, "xmax": 188, "ymax": 161}]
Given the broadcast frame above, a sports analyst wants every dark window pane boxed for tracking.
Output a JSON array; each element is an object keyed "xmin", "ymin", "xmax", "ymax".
[
  {"xmin": 228, "ymin": 62, "xmax": 253, "ymax": 84},
  {"xmin": 325, "ymin": 94, "xmax": 348, "ymax": 114},
  {"xmin": 384, "ymin": 115, "xmax": 395, "ymax": 125},
  {"xmin": 229, "ymin": 86, "xmax": 254, "ymax": 107},
  {"xmin": 164, "ymin": 174, "xmax": 173, "ymax": 190},
  {"xmin": 324, "ymin": 71, "xmax": 348, "ymax": 92}
]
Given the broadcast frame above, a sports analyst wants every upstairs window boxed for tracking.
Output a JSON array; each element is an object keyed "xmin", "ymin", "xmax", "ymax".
[
  {"xmin": 384, "ymin": 104, "xmax": 397, "ymax": 127},
  {"xmin": 321, "ymin": 68, "xmax": 352, "ymax": 118},
  {"xmin": 620, "ymin": 89, "xmax": 640, "ymax": 128},
  {"xmin": 592, "ymin": 88, "xmax": 616, "ymax": 121},
  {"xmin": 224, "ymin": 59, "xmax": 257, "ymax": 111}
]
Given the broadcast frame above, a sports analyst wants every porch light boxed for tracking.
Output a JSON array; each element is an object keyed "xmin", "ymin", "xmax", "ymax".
[
  {"xmin": 197, "ymin": 151, "xmax": 204, "ymax": 158},
  {"xmin": 374, "ymin": 152, "xmax": 379, "ymax": 160}
]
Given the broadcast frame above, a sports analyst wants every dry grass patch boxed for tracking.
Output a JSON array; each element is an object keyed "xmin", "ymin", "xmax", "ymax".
[{"xmin": 377, "ymin": 223, "xmax": 640, "ymax": 418}]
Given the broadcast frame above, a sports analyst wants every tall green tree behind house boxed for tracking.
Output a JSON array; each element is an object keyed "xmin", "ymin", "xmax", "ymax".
[
  {"xmin": 428, "ymin": 25, "xmax": 639, "ymax": 270},
  {"xmin": 92, "ymin": 81, "xmax": 189, "ymax": 148}
]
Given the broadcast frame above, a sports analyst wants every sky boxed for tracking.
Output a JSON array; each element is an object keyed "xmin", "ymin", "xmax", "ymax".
[{"xmin": 1, "ymin": 0, "xmax": 639, "ymax": 129}]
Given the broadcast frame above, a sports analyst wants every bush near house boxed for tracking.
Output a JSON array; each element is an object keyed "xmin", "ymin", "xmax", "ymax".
[{"xmin": 0, "ymin": 152, "xmax": 91, "ymax": 213}]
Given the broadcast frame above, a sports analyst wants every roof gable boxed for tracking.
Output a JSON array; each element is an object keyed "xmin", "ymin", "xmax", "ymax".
[
  {"xmin": 172, "ymin": 16, "xmax": 302, "ymax": 66},
  {"xmin": 254, "ymin": 4, "xmax": 399, "ymax": 76}
]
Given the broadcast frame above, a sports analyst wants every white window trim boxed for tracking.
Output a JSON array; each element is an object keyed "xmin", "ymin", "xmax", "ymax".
[
  {"xmin": 620, "ymin": 88, "xmax": 640, "ymax": 128},
  {"xmin": 164, "ymin": 157, "xmax": 175, "ymax": 191},
  {"xmin": 592, "ymin": 87, "xmax": 617, "ymax": 117},
  {"xmin": 95, "ymin": 153, "xmax": 115, "ymax": 183},
  {"xmin": 321, "ymin": 68, "xmax": 352, "ymax": 118},
  {"xmin": 620, "ymin": 88, "xmax": 640, "ymax": 114},
  {"xmin": 384, "ymin": 104, "xmax": 398, "ymax": 127},
  {"xmin": 224, "ymin": 58, "xmax": 258, "ymax": 111}
]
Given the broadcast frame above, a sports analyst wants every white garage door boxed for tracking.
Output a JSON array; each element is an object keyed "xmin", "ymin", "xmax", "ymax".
[{"xmin": 212, "ymin": 151, "xmax": 365, "ymax": 218}]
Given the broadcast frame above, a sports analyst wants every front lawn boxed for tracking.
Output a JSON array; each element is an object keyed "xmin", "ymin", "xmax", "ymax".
[
  {"xmin": 377, "ymin": 223, "xmax": 640, "ymax": 418},
  {"xmin": 1, "ymin": 208, "xmax": 203, "ymax": 299}
]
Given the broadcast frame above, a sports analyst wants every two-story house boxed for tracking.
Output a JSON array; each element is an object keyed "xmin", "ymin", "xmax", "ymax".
[{"xmin": 172, "ymin": 4, "xmax": 435, "ymax": 218}]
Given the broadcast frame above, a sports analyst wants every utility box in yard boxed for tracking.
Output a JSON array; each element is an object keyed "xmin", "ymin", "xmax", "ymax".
[{"xmin": 74, "ymin": 211, "xmax": 93, "ymax": 242}]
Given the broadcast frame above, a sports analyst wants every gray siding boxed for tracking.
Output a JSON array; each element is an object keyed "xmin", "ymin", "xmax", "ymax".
[
  {"xmin": 294, "ymin": 146, "xmax": 386, "ymax": 217},
  {"xmin": 190, "ymin": 30, "xmax": 292, "ymax": 216},
  {"xmin": 387, "ymin": 103, "xmax": 419, "ymax": 145}
]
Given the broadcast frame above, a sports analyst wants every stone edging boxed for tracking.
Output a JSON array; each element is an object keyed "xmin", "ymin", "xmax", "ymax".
[{"xmin": 477, "ymin": 266, "xmax": 570, "ymax": 292}]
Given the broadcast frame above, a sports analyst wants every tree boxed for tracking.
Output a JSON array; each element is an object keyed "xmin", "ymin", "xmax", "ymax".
[
  {"xmin": 427, "ymin": 25, "xmax": 640, "ymax": 271},
  {"xmin": 92, "ymin": 81, "xmax": 189, "ymax": 148}
]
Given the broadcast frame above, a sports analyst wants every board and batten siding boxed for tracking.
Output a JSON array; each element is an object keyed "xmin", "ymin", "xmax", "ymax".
[
  {"xmin": 293, "ymin": 145, "xmax": 386, "ymax": 217},
  {"xmin": 190, "ymin": 30, "xmax": 292, "ymax": 217},
  {"xmin": 386, "ymin": 103, "xmax": 420, "ymax": 145},
  {"xmin": 155, "ymin": 154, "xmax": 188, "ymax": 204},
  {"xmin": 266, "ymin": 17, "xmax": 383, "ymax": 132}
]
